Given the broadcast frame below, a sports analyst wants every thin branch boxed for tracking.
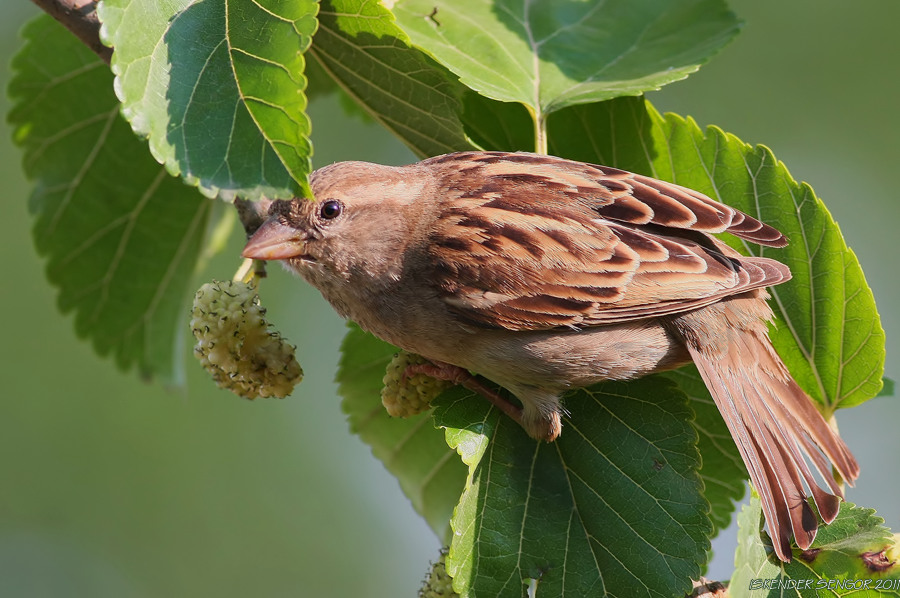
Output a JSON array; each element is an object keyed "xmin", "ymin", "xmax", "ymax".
[{"xmin": 30, "ymin": 0, "xmax": 112, "ymax": 64}]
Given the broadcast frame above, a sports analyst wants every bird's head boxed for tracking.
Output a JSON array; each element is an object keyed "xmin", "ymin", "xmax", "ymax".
[{"xmin": 241, "ymin": 160, "xmax": 434, "ymax": 287}]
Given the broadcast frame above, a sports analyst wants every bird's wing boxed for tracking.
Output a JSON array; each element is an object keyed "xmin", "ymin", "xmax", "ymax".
[{"xmin": 425, "ymin": 152, "xmax": 790, "ymax": 331}]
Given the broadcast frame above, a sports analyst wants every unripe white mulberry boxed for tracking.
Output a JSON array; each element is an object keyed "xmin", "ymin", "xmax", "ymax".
[
  {"xmin": 381, "ymin": 351, "xmax": 451, "ymax": 417},
  {"xmin": 887, "ymin": 534, "xmax": 900, "ymax": 565},
  {"xmin": 419, "ymin": 547, "xmax": 458, "ymax": 598},
  {"xmin": 191, "ymin": 280, "xmax": 302, "ymax": 399}
]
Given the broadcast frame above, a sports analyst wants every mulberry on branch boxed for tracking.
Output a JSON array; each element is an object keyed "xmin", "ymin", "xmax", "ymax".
[
  {"xmin": 419, "ymin": 547, "xmax": 458, "ymax": 598},
  {"xmin": 191, "ymin": 280, "xmax": 302, "ymax": 399},
  {"xmin": 381, "ymin": 351, "xmax": 452, "ymax": 418}
]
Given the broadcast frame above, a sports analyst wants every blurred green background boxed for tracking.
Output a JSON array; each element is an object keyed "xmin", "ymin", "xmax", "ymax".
[{"xmin": 1, "ymin": 2, "xmax": 897, "ymax": 595}]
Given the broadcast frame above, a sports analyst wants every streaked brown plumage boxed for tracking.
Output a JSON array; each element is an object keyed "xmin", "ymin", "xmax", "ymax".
[{"xmin": 242, "ymin": 151, "xmax": 859, "ymax": 562}]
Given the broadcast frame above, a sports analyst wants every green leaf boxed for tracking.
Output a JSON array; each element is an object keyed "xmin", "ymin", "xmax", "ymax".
[
  {"xmin": 731, "ymin": 495, "xmax": 899, "ymax": 597},
  {"xmin": 549, "ymin": 97, "xmax": 885, "ymax": 413},
  {"xmin": 336, "ymin": 325, "xmax": 467, "ymax": 541},
  {"xmin": 393, "ymin": 0, "xmax": 740, "ymax": 116},
  {"xmin": 436, "ymin": 378, "xmax": 711, "ymax": 598},
  {"xmin": 460, "ymin": 92, "xmax": 534, "ymax": 153},
  {"xmin": 310, "ymin": 0, "xmax": 475, "ymax": 158},
  {"xmin": 665, "ymin": 367, "xmax": 746, "ymax": 537},
  {"xmin": 877, "ymin": 377, "xmax": 894, "ymax": 398},
  {"xmin": 98, "ymin": 0, "xmax": 317, "ymax": 200},
  {"xmin": 8, "ymin": 15, "xmax": 211, "ymax": 383},
  {"xmin": 548, "ymin": 96, "xmax": 660, "ymax": 169},
  {"xmin": 654, "ymin": 114, "xmax": 885, "ymax": 413}
]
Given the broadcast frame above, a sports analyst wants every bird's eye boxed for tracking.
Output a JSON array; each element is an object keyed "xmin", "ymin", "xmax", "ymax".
[{"xmin": 319, "ymin": 200, "xmax": 343, "ymax": 220}]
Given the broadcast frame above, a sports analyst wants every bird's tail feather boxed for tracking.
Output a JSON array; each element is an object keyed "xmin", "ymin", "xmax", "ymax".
[{"xmin": 671, "ymin": 294, "xmax": 859, "ymax": 561}]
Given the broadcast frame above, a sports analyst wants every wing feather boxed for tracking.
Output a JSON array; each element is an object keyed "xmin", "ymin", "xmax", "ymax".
[{"xmin": 423, "ymin": 152, "xmax": 791, "ymax": 331}]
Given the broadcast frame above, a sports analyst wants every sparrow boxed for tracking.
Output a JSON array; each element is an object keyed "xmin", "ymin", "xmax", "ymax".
[{"xmin": 242, "ymin": 150, "xmax": 859, "ymax": 561}]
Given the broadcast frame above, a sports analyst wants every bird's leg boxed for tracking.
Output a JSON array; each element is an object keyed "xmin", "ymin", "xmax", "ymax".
[{"xmin": 403, "ymin": 361, "xmax": 525, "ymax": 425}]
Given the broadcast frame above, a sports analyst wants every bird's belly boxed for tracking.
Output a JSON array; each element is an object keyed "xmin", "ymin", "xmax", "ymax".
[
  {"xmin": 314, "ymin": 272, "xmax": 690, "ymax": 392},
  {"xmin": 457, "ymin": 319, "xmax": 691, "ymax": 392}
]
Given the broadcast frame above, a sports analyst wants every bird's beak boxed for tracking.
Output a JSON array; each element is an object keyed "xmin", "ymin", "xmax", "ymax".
[{"xmin": 242, "ymin": 220, "xmax": 307, "ymax": 260}]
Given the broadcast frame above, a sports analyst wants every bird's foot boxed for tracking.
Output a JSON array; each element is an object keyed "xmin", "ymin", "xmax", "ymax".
[
  {"xmin": 404, "ymin": 360, "xmax": 560, "ymax": 442},
  {"xmin": 404, "ymin": 361, "xmax": 525, "ymax": 425}
]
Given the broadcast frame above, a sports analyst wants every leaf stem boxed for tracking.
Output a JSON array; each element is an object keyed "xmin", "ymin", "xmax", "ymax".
[
  {"xmin": 233, "ymin": 258, "xmax": 255, "ymax": 284},
  {"xmin": 531, "ymin": 106, "xmax": 548, "ymax": 155}
]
